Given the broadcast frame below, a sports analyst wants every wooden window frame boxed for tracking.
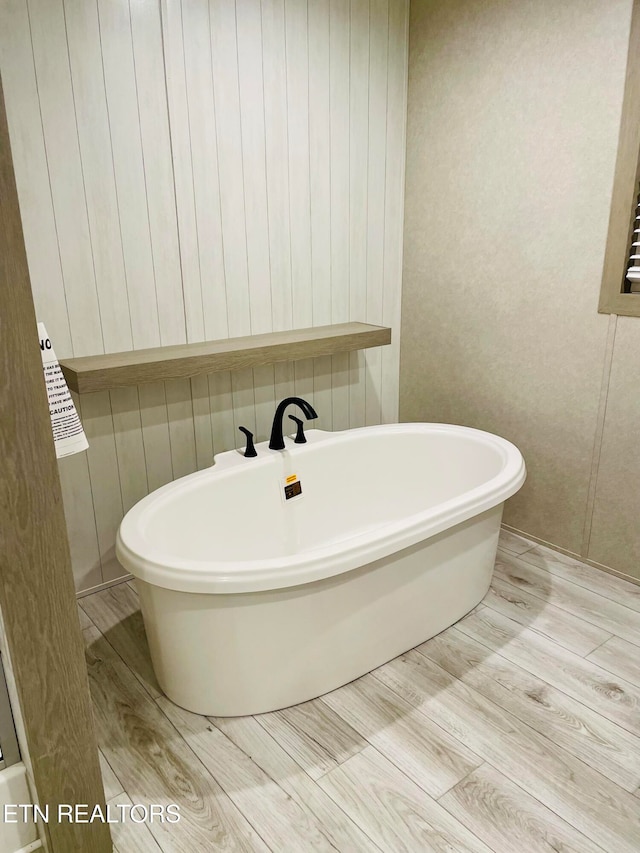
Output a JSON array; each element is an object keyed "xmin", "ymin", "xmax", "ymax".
[
  {"xmin": 0, "ymin": 72, "xmax": 112, "ymax": 852},
  {"xmin": 599, "ymin": 0, "xmax": 640, "ymax": 316}
]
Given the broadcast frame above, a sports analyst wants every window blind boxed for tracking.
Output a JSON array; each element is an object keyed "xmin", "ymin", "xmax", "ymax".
[{"xmin": 625, "ymin": 185, "xmax": 640, "ymax": 292}]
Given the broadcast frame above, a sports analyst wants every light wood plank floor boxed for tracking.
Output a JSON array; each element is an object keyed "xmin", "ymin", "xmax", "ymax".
[{"xmin": 79, "ymin": 531, "xmax": 640, "ymax": 852}]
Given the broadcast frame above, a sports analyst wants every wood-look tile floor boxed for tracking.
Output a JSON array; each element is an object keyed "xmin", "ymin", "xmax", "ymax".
[{"xmin": 79, "ymin": 531, "xmax": 640, "ymax": 852}]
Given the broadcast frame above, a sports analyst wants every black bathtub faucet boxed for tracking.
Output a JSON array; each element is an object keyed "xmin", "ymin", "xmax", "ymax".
[
  {"xmin": 288, "ymin": 414, "xmax": 307, "ymax": 444},
  {"xmin": 269, "ymin": 397, "xmax": 318, "ymax": 450},
  {"xmin": 238, "ymin": 426, "xmax": 257, "ymax": 457}
]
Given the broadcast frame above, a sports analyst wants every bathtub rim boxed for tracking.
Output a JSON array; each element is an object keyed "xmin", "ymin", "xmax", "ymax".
[{"xmin": 116, "ymin": 423, "xmax": 526, "ymax": 594}]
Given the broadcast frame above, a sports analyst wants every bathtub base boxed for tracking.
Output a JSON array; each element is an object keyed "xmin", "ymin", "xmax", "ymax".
[{"xmin": 138, "ymin": 505, "xmax": 503, "ymax": 716}]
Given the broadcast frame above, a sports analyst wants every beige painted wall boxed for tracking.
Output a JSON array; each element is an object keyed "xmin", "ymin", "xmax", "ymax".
[
  {"xmin": 0, "ymin": 0, "xmax": 409, "ymax": 593},
  {"xmin": 401, "ymin": 0, "xmax": 640, "ymax": 581}
]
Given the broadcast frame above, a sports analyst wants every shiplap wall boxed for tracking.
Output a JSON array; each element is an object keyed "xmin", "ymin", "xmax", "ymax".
[{"xmin": 0, "ymin": 0, "xmax": 409, "ymax": 593}]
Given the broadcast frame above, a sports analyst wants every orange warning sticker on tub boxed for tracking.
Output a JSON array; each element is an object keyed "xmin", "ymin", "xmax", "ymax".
[
  {"xmin": 283, "ymin": 473, "xmax": 302, "ymax": 501},
  {"xmin": 284, "ymin": 480, "xmax": 302, "ymax": 500}
]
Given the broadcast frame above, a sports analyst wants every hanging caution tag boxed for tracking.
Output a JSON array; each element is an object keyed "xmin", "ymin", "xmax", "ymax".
[{"xmin": 38, "ymin": 322, "xmax": 89, "ymax": 459}]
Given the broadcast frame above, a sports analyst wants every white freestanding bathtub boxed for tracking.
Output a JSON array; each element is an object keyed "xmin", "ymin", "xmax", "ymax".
[{"xmin": 116, "ymin": 424, "xmax": 525, "ymax": 716}]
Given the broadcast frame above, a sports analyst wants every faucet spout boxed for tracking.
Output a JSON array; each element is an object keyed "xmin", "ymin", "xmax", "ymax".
[{"xmin": 268, "ymin": 397, "xmax": 318, "ymax": 450}]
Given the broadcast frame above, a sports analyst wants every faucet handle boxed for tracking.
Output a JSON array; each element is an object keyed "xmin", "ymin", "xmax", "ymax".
[
  {"xmin": 238, "ymin": 426, "xmax": 257, "ymax": 457},
  {"xmin": 288, "ymin": 414, "xmax": 307, "ymax": 444}
]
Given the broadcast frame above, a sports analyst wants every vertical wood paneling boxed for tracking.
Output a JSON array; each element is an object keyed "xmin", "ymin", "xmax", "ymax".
[
  {"xmin": 158, "ymin": 0, "xmax": 203, "ymax": 475},
  {"xmin": 273, "ymin": 361, "xmax": 296, "ymax": 432},
  {"xmin": 237, "ymin": 0, "xmax": 273, "ymax": 336},
  {"xmin": 284, "ymin": 0, "xmax": 312, "ymax": 328},
  {"xmin": 110, "ymin": 388, "xmax": 149, "ymax": 513},
  {"xmin": 230, "ymin": 369, "xmax": 258, "ymax": 447},
  {"xmin": 80, "ymin": 392, "xmax": 124, "ymax": 582},
  {"xmin": 178, "ymin": 0, "xmax": 224, "ymax": 461},
  {"xmin": 1, "ymin": 0, "xmax": 409, "ymax": 592},
  {"xmin": 0, "ymin": 0, "xmax": 102, "ymax": 591},
  {"xmin": 165, "ymin": 378, "xmax": 197, "ymax": 479},
  {"xmin": 98, "ymin": 0, "xmax": 176, "ymax": 488},
  {"xmin": 129, "ymin": 0, "xmax": 185, "ymax": 348},
  {"xmin": 130, "ymin": 0, "xmax": 197, "ymax": 483},
  {"xmin": 209, "ymin": 370, "xmax": 236, "ymax": 457},
  {"xmin": 253, "ymin": 366, "xmax": 276, "ymax": 442},
  {"xmin": 209, "ymin": 0, "xmax": 256, "ymax": 439},
  {"xmin": 262, "ymin": 0, "xmax": 292, "ymax": 335},
  {"xmin": 65, "ymin": 0, "xmax": 151, "ymax": 580},
  {"xmin": 190, "ymin": 375, "xmax": 215, "ymax": 470},
  {"xmin": 64, "ymin": 0, "xmax": 132, "ymax": 354},
  {"xmin": 180, "ymin": 0, "xmax": 228, "ymax": 342},
  {"xmin": 27, "ymin": 0, "xmax": 104, "ymax": 357},
  {"xmin": 27, "ymin": 0, "xmax": 118, "ymax": 587},
  {"xmin": 209, "ymin": 0, "xmax": 251, "ymax": 338},
  {"xmin": 57, "ymin": 450, "xmax": 102, "ymax": 591},
  {"xmin": 349, "ymin": 0, "xmax": 370, "ymax": 429},
  {"xmin": 285, "ymin": 0, "xmax": 315, "ymax": 412},
  {"xmin": 97, "ymin": 0, "xmax": 162, "ymax": 350},
  {"xmin": 160, "ymin": 0, "xmax": 204, "ymax": 345},
  {"xmin": 137, "ymin": 384, "xmax": 174, "ymax": 492},
  {"xmin": 329, "ymin": 0, "xmax": 351, "ymax": 430},
  {"xmin": 236, "ymin": 0, "xmax": 276, "ymax": 440},
  {"xmin": 309, "ymin": 0, "xmax": 333, "ymax": 431},
  {"xmin": 169, "ymin": 1, "xmax": 215, "ymax": 463},
  {"xmin": 0, "ymin": 0, "xmax": 73, "ymax": 355},
  {"xmin": 262, "ymin": 0, "xmax": 296, "ymax": 419}
]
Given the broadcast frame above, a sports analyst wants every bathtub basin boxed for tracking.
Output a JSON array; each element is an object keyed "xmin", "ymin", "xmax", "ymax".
[{"xmin": 116, "ymin": 423, "xmax": 525, "ymax": 715}]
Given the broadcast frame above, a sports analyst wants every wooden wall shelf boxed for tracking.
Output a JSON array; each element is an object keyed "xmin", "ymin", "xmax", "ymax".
[{"xmin": 60, "ymin": 322, "xmax": 392, "ymax": 394}]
